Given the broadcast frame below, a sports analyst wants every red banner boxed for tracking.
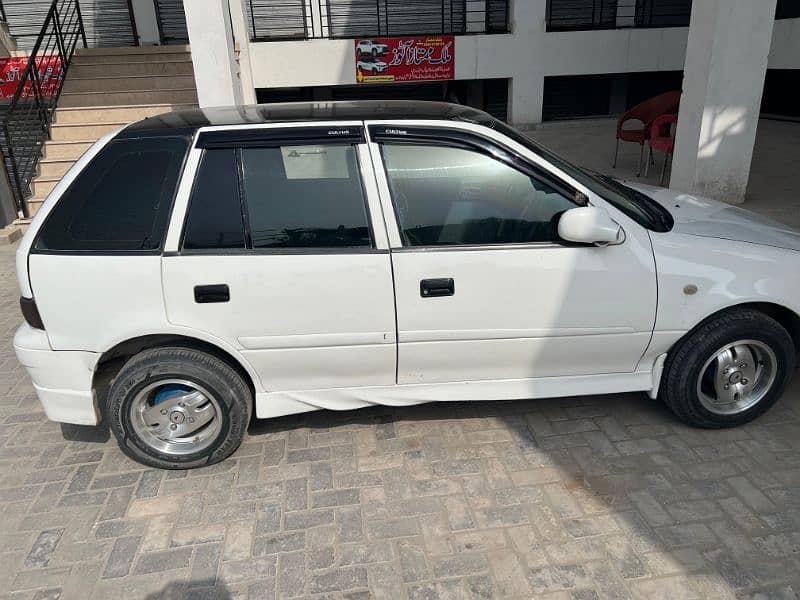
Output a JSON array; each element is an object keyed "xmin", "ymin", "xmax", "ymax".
[
  {"xmin": 355, "ymin": 36, "xmax": 455, "ymax": 84},
  {"xmin": 0, "ymin": 56, "xmax": 64, "ymax": 101}
]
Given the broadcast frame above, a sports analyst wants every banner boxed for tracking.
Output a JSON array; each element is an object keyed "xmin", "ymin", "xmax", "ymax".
[
  {"xmin": 0, "ymin": 56, "xmax": 64, "ymax": 100},
  {"xmin": 355, "ymin": 36, "xmax": 455, "ymax": 84}
]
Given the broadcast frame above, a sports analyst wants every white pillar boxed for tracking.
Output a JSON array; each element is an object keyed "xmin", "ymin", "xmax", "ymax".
[
  {"xmin": 507, "ymin": 0, "xmax": 545, "ymax": 126},
  {"xmin": 130, "ymin": 0, "xmax": 160, "ymax": 45},
  {"xmin": 229, "ymin": 0, "xmax": 257, "ymax": 104},
  {"xmin": 183, "ymin": 0, "xmax": 244, "ymax": 107},
  {"xmin": 509, "ymin": 73, "xmax": 545, "ymax": 127},
  {"xmin": 670, "ymin": 0, "xmax": 776, "ymax": 204}
]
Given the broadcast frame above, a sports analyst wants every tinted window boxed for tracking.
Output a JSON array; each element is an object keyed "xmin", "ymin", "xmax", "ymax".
[
  {"xmin": 240, "ymin": 145, "xmax": 371, "ymax": 249},
  {"xmin": 183, "ymin": 149, "xmax": 245, "ymax": 250},
  {"xmin": 381, "ymin": 144, "xmax": 575, "ymax": 246},
  {"xmin": 35, "ymin": 137, "xmax": 188, "ymax": 251}
]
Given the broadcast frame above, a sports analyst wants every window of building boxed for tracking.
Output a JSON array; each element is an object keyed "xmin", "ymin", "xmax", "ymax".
[
  {"xmin": 35, "ymin": 137, "xmax": 188, "ymax": 252},
  {"xmin": 240, "ymin": 145, "xmax": 372, "ymax": 249},
  {"xmin": 381, "ymin": 144, "xmax": 575, "ymax": 246},
  {"xmin": 183, "ymin": 149, "xmax": 246, "ymax": 250}
]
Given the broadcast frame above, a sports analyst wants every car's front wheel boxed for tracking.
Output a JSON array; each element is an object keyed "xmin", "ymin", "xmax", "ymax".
[
  {"xmin": 660, "ymin": 308, "xmax": 795, "ymax": 428},
  {"xmin": 107, "ymin": 346, "xmax": 252, "ymax": 469}
]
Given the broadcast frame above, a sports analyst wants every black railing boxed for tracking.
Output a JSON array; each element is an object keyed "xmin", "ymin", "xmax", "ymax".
[
  {"xmin": 0, "ymin": 0, "xmax": 135, "ymax": 49},
  {"xmin": 245, "ymin": 0, "xmax": 509, "ymax": 42},
  {"xmin": 0, "ymin": 0, "xmax": 86, "ymax": 217},
  {"xmin": 322, "ymin": 0, "xmax": 508, "ymax": 38},
  {"xmin": 246, "ymin": 0, "xmax": 309, "ymax": 41},
  {"xmin": 546, "ymin": 0, "xmax": 692, "ymax": 31}
]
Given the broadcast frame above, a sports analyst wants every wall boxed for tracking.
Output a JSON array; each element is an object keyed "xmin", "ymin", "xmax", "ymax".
[{"xmin": 243, "ymin": 0, "xmax": 800, "ymax": 125}]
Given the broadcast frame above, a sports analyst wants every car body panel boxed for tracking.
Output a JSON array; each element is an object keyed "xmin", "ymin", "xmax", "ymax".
[
  {"xmin": 162, "ymin": 253, "xmax": 397, "ymax": 391},
  {"xmin": 625, "ymin": 181, "xmax": 800, "ymax": 251}
]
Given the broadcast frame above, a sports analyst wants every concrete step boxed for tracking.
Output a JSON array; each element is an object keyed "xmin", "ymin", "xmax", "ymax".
[
  {"xmin": 53, "ymin": 103, "xmax": 197, "ymax": 124},
  {"xmin": 38, "ymin": 158, "xmax": 75, "ymax": 178},
  {"xmin": 69, "ymin": 59, "xmax": 194, "ymax": 79},
  {"xmin": 75, "ymin": 45, "xmax": 190, "ymax": 56},
  {"xmin": 64, "ymin": 74, "xmax": 195, "ymax": 94},
  {"xmin": 43, "ymin": 139, "xmax": 93, "ymax": 160},
  {"xmin": 31, "ymin": 176, "xmax": 59, "ymax": 198},
  {"xmin": 1, "ymin": 225, "xmax": 23, "ymax": 245},
  {"xmin": 73, "ymin": 48, "xmax": 191, "ymax": 64},
  {"xmin": 25, "ymin": 200, "xmax": 44, "ymax": 218},
  {"xmin": 59, "ymin": 88, "xmax": 198, "ymax": 107},
  {"xmin": 50, "ymin": 121, "xmax": 128, "ymax": 142}
]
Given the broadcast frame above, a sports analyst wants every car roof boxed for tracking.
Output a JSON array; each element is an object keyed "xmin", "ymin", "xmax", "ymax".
[{"xmin": 118, "ymin": 100, "xmax": 499, "ymax": 138}]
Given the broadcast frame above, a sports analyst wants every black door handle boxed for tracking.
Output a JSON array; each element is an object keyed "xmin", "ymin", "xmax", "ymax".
[
  {"xmin": 420, "ymin": 278, "xmax": 454, "ymax": 298},
  {"xmin": 194, "ymin": 284, "xmax": 230, "ymax": 303}
]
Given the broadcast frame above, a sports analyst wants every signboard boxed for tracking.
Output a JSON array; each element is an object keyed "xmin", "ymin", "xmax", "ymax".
[
  {"xmin": 0, "ymin": 56, "xmax": 64, "ymax": 101},
  {"xmin": 355, "ymin": 36, "xmax": 455, "ymax": 84}
]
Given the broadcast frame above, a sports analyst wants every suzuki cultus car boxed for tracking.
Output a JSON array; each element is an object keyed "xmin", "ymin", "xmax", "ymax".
[{"xmin": 14, "ymin": 101, "xmax": 800, "ymax": 468}]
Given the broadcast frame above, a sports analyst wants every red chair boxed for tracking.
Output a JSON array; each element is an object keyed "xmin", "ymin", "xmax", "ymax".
[
  {"xmin": 647, "ymin": 113, "xmax": 678, "ymax": 185},
  {"xmin": 613, "ymin": 90, "xmax": 681, "ymax": 177}
]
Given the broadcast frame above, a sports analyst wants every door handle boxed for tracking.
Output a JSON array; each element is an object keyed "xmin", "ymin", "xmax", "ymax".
[
  {"xmin": 420, "ymin": 278, "xmax": 454, "ymax": 298},
  {"xmin": 194, "ymin": 284, "xmax": 230, "ymax": 303}
]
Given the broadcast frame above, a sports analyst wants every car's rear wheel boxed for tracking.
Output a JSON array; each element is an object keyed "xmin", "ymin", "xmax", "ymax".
[
  {"xmin": 107, "ymin": 346, "xmax": 252, "ymax": 469},
  {"xmin": 660, "ymin": 308, "xmax": 795, "ymax": 428}
]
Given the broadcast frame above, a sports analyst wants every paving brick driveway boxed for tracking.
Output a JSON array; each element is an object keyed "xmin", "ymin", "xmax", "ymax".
[{"xmin": 1, "ymin": 242, "xmax": 800, "ymax": 600}]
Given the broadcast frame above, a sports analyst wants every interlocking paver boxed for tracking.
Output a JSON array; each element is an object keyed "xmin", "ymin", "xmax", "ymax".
[{"xmin": 2, "ymin": 241, "xmax": 800, "ymax": 598}]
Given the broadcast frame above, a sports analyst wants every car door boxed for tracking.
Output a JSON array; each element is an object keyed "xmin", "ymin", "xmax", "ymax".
[
  {"xmin": 366, "ymin": 122, "xmax": 657, "ymax": 385},
  {"xmin": 162, "ymin": 124, "xmax": 397, "ymax": 392}
]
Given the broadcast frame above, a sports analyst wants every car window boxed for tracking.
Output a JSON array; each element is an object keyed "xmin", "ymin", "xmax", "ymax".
[
  {"xmin": 35, "ymin": 137, "xmax": 188, "ymax": 252},
  {"xmin": 381, "ymin": 144, "xmax": 576, "ymax": 246},
  {"xmin": 183, "ymin": 149, "xmax": 246, "ymax": 250},
  {"xmin": 240, "ymin": 144, "xmax": 372, "ymax": 249}
]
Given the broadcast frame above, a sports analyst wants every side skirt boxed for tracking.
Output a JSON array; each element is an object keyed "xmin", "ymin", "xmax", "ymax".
[{"xmin": 255, "ymin": 371, "xmax": 654, "ymax": 419}]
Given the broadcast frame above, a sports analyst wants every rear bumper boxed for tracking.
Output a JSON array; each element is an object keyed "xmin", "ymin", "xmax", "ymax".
[{"xmin": 13, "ymin": 323, "xmax": 101, "ymax": 426}]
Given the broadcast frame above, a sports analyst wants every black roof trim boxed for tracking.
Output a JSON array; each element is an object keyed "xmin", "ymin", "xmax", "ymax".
[
  {"xmin": 116, "ymin": 100, "xmax": 498, "ymax": 138},
  {"xmin": 197, "ymin": 125, "xmax": 365, "ymax": 148}
]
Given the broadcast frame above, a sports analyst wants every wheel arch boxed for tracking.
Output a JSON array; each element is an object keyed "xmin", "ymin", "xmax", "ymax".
[
  {"xmin": 92, "ymin": 334, "xmax": 259, "ymax": 414},
  {"xmin": 690, "ymin": 302, "xmax": 800, "ymax": 355}
]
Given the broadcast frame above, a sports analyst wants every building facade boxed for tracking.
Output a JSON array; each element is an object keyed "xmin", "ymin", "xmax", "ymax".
[
  {"xmin": 175, "ymin": 0, "xmax": 800, "ymax": 128},
  {"xmin": 1, "ymin": 0, "xmax": 798, "ymax": 205}
]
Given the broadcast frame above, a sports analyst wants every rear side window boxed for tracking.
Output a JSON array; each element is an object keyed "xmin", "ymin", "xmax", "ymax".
[
  {"xmin": 240, "ymin": 145, "xmax": 371, "ymax": 249},
  {"xmin": 183, "ymin": 149, "xmax": 246, "ymax": 250},
  {"xmin": 35, "ymin": 137, "xmax": 188, "ymax": 252}
]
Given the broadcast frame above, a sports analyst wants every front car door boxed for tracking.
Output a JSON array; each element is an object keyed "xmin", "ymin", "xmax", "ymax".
[
  {"xmin": 366, "ymin": 121, "xmax": 658, "ymax": 387},
  {"xmin": 161, "ymin": 124, "xmax": 396, "ymax": 393}
]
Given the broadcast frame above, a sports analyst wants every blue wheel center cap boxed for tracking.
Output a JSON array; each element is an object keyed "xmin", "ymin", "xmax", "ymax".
[{"xmin": 153, "ymin": 384, "xmax": 192, "ymax": 405}]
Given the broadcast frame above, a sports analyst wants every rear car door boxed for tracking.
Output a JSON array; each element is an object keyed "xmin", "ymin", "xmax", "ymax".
[
  {"xmin": 161, "ymin": 124, "xmax": 397, "ymax": 391},
  {"xmin": 367, "ymin": 122, "xmax": 657, "ymax": 385}
]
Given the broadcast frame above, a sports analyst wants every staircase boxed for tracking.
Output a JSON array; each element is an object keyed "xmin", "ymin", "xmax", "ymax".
[{"xmin": 24, "ymin": 45, "xmax": 198, "ymax": 218}]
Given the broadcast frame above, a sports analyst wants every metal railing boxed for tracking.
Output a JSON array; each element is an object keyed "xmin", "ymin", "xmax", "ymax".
[
  {"xmin": 246, "ymin": 0, "xmax": 509, "ymax": 42},
  {"xmin": 546, "ymin": 0, "xmax": 692, "ymax": 31},
  {"xmin": 0, "ymin": 0, "xmax": 86, "ymax": 217}
]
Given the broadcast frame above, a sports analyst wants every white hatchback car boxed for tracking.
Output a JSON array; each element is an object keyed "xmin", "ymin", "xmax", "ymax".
[{"xmin": 14, "ymin": 101, "xmax": 800, "ymax": 469}]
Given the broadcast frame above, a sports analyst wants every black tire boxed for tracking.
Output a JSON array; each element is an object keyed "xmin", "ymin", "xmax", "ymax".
[
  {"xmin": 660, "ymin": 309, "xmax": 795, "ymax": 428},
  {"xmin": 107, "ymin": 346, "xmax": 252, "ymax": 469}
]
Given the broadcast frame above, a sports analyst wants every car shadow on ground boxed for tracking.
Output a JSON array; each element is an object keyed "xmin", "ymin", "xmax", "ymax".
[
  {"xmin": 49, "ymin": 377, "xmax": 800, "ymax": 597},
  {"xmin": 245, "ymin": 377, "xmax": 800, "ymax": 598}
]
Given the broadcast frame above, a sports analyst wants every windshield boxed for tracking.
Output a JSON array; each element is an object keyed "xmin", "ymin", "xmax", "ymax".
[{"xmin": 478, "ymin": 118, "xmax": 674, "ymax": 233}]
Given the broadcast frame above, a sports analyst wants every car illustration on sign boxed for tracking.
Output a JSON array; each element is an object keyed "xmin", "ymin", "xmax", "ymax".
[
  {"xmin": 357, "ymin": 55, "xmax": 388, "ymax": 74},
  {"xmin": 356, "ymin": 39, "xmax": 389, "ymax": 56}
]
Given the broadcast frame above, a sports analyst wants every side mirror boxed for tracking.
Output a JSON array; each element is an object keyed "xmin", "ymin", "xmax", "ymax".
[{"xmin": 557, "ymin": 206, "xmax": 624, "ymax": 245}]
